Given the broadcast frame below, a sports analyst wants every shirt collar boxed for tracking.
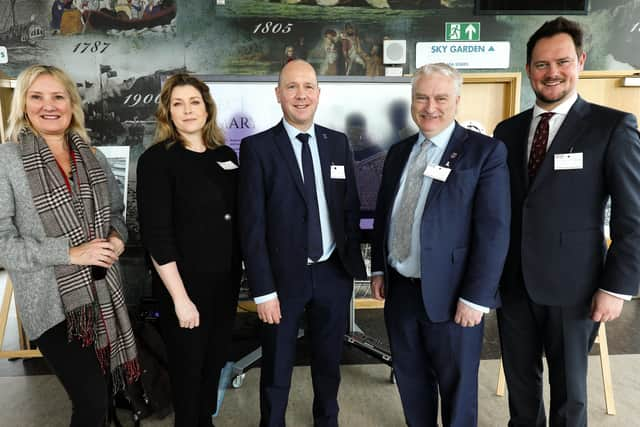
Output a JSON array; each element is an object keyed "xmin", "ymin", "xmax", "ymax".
[
  {"xmin": 416, "ymin": 121, "xmax": 456, "ymax": 150},
  {"xmin": 532, "ymin": 92, "xmax": 578, "ymax": 118},
  {"xmin": 282, "ymin": 119, "xmax": 316, "ymax": 142}
]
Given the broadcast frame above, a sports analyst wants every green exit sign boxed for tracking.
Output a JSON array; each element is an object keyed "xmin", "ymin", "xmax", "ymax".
[{"xmin": 446, "ymin": 22, "xmax": 480, "ymax": 42}]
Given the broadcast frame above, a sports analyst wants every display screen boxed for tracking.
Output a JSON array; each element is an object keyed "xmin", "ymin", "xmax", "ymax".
[
  {"xmin": 199, "ymin": 75, "xmax": 418, "ymax": 232},
  {"xmin": 476, "ymin": 0, "xmax": 588, "ymax": 14}
]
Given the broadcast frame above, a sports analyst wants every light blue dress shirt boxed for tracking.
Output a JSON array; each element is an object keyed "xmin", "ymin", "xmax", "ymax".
[
  {"xmin": 387, "ymin": 125, "xmax": 452, "ymax": 278},
  {"xmin": 254, "ymin": 119, "xmax": 336, "ymax": 304}
]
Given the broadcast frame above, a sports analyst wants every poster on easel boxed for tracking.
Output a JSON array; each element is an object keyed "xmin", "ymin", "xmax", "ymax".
[{"xmin": 96, "ymin": 146, "xmax": 130, "ymax": 221}]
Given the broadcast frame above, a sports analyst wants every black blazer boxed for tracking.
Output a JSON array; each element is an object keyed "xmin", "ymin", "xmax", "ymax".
[
  {"xmin": 238, "ymin": 121, "xmax": 366, "ymax": 299},
  {"xmin": 495, "ymin": 97, "xmax": 640, "ymax": 305},
  {"xmin": 137, "ymin": 141, "xmax": 241, "ymax": 276}
]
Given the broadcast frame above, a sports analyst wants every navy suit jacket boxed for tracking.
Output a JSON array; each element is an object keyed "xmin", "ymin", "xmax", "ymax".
[
  {"xmin": 372, "ymin": 123, "xmax": 511, "ymax": 322},
  {"xmin": 239, "ymin": 121, "xmax": 367, "ymax": 300},
  {"xmin": 495, "ymin": 97, "xmax": 640, "ymax": 305}
]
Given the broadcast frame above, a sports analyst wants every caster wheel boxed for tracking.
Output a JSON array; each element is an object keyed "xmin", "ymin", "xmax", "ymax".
[{"xmin": 232, "ymin": 373, "xmax": 246, "ymax": 388}]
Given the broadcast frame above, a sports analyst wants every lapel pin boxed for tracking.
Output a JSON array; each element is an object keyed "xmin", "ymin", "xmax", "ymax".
[{"xmin": 445, "ymin": 152, "xmax": 457, "ymax": 168}]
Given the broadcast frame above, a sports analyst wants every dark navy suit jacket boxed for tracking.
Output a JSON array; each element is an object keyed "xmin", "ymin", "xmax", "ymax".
[
  {"xmin": 495, "ymin": 97, "xmax": 640, "ymax": 304},
  {"xmin": 372, "ymin": 123, "xmax": 511, "ymax": 322},
  {"xmin": 239, "ymin": 121, "xmax": 366, "ymax": 300}
]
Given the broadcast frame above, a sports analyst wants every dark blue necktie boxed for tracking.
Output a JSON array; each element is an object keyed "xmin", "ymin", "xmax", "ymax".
[{"xmin": 297, "ymin": 133, "xmax": 323, "ymax": 261}]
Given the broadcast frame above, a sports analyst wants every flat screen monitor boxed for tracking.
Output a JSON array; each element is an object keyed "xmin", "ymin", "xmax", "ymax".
[
  {"xmin": 476, "ymin": 0, "xmax": 588, "ymax": 15},
  {"xmin": 199, "ymin": 75, "xmax": 418, "ymax": 234}
]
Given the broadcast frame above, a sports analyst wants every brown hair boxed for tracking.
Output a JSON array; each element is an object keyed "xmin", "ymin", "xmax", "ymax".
[
  {"xmin": 154, "ymin": 73, "xmax": 225, "ymax": 149},
  {"xmin": 527, "ymin": 17, "xmax": 584, "ymax": 65}
]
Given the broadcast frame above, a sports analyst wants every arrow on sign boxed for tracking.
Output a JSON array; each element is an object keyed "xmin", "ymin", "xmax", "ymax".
[{"xmin": 465, "ymin": 24, "xmax": 477, "ymax": 40}]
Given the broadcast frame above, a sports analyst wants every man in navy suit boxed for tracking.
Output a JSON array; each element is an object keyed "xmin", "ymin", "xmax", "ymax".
[
  {"xmin": 370, "ymin": 63, "xmax": 510, "ymax": 426},
  {"xmin": 239, "ymin": 59, "xmax": 366, "ymax": 427},
  {"xmin": 494, "ymin": 17, "xmax": 640, "ymax": 426}
]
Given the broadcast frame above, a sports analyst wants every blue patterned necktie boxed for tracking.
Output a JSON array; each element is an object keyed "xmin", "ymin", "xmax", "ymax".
[{"xmin": 389, "ymin": 139, "xmax": 431, "ymax": 262}]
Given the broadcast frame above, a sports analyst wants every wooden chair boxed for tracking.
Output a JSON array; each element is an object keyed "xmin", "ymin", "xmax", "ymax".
[
  {"xmin": 495, "ymin": 322, "xmax": 616, "ymax": 415},
  {"xmin": 0, "ymin": 276, "xmax": 42, "ymax": 359}
]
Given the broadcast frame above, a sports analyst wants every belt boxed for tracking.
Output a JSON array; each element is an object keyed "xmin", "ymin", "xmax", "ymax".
[
  {"xmin": 389, "ymin": 267, "xmax": 421, "ymax": 285},
  {"xmin": 307, "ymin": 249, "xmax": 339, "ymax": 266}
]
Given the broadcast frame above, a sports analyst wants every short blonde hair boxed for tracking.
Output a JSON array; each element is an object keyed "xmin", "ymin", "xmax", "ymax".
[
  {"xmin": 6, "ymin": 64, "xmax": 88, "ymax": 142},
  {"xmin": 154, "ymin": 73, "xmax": 225, "ymax": 149}
]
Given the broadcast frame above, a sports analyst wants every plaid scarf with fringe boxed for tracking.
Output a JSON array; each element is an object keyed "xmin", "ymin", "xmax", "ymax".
[{"xmin": 20, "ymin": 129, "xmax": 139, "ymax": 391}]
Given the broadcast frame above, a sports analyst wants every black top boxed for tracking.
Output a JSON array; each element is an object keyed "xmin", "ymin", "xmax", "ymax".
[{"xmin": 137, "ymin": 140, "xmax": 240, "ymax": 275}]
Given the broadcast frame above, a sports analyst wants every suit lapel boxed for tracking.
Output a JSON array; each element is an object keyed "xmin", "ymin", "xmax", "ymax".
[
  {"xmin": 273, "ymin": 121, "xmax": 306, "ymax": 199},
  {"xmin": 514, "ymin": 111, "xmax": 533, "ymax": 189},
  {"xmin": 423, "ymin": 123, "xmax": 468, "ymax": 210},
  {"xmin": 529, "ymin": 97, "xmax": 589, "ymax": 192},
  {"xmin": 387, "ymin": 134, "xmax": 418, "ymax": 205},
  {"xmin": 315, "ymin": 125, "xmax": 333, "ymax": 204}
]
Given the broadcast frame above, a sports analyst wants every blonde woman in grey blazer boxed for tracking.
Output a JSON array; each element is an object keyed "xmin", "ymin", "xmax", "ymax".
[{"xmin": 0, "ymin": 65, "xmax": 139, "ymax": 427}]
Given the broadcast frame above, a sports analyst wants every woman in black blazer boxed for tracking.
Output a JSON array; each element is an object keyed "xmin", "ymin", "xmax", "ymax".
[{"xmin": 137, "ymin": 73, "xmax": 241, "ymax": 427}]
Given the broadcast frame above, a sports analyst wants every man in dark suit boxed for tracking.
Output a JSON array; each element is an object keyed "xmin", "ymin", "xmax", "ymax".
[
  {"xmin": 239, "ymin": 59, "xmax": 366, "ymax": 427},
  {"xmin": 494, "ymin": 17, "xmax": 640, "ymax": 426},
  {"xmin": 370, "ymin": 63, "xmax": 510, "ymax": 426}
]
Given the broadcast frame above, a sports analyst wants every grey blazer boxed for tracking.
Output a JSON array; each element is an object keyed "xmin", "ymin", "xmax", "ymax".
[{"xmin": 0, "ymin": 142, "xmax": 127, "ymax": 339}]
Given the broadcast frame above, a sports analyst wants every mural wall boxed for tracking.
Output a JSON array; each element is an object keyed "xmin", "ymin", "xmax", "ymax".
[{"xmin": 1, "ymin": 0, "xmax": 639, "ymax": 298}]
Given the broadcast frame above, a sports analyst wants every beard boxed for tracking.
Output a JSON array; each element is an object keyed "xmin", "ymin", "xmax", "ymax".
[{"xmin": 532, "ymin": 81, "xmax": 572, "ymax": 106}]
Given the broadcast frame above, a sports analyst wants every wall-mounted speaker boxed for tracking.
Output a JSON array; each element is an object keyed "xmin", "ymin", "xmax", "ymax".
[{"xmin": 383, "ymin": 40, "xmax": 406, "ymax": 65}]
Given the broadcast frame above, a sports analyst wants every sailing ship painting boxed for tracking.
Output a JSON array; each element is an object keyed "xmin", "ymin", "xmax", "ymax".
[
  {"xmin": 82, "ymin": 0, "xmax": 176, "ymax": 33},
  {"xmin": 0, "ymin": 1, "xmax": 45, "ymax": 45},
  {"xmin": 0, "ymin": 1, "xmax": 178, "ymax": 38}
]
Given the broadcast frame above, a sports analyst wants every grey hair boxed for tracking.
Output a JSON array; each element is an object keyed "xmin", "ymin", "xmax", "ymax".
[{"xmin": 412, "ymin": 63, "xmax": 462, "ymax": 96}]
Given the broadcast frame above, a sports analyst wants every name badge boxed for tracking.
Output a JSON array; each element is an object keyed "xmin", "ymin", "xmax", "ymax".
[
  {"xmin": 554, "ymin": 153, "xmax": 583, "ymax": 170},
  {"xmin": 331, "ymin": 165, "xmax": 346, "ymax": 179},
  {"xmin": 217, "ymin": 160, "xmax": 238, "ymax": 170},
  {"xmin": 424, "ymin": 164, "xmax": 451, "ymax": 182}
]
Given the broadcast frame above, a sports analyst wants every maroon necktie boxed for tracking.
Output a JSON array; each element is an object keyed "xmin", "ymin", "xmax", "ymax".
[{"xmin": 528, "ymin": 112, "xmax": 555, "ymax": 178}]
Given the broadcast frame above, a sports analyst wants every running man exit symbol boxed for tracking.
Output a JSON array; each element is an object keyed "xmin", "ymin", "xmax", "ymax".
[{"xmin": 445, "ymin": 23, "xmax": 480, "ymax": 42}]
